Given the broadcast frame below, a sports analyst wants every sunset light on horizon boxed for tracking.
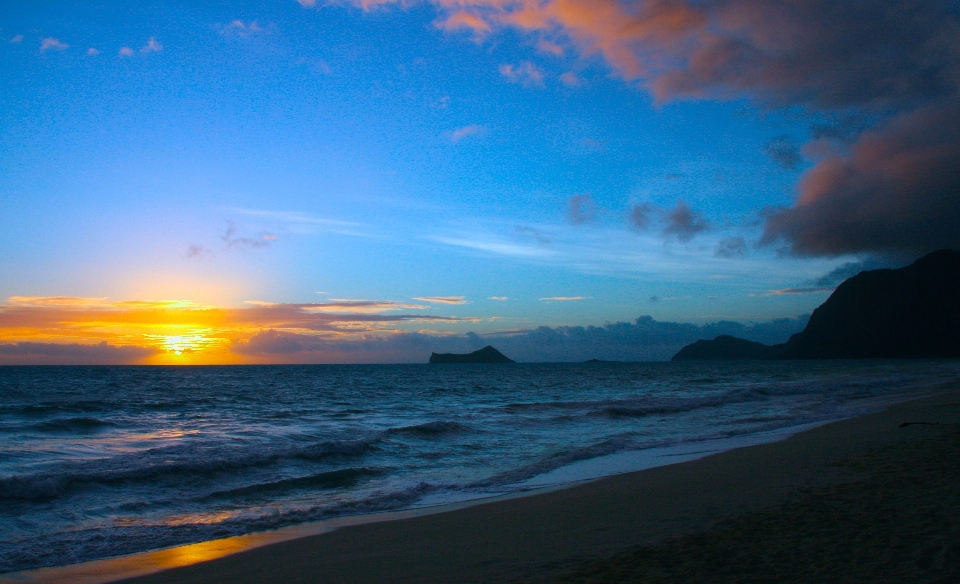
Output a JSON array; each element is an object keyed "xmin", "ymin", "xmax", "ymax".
[
  {"xmin": 2, "ymin": 3, "xmax": 959, "ymax": 579},
  {"xmin": 3, "ymin": 0, "xmax": 958, "ymax": 364}
]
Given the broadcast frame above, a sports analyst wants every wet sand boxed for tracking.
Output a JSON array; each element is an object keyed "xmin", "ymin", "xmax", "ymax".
[{"xmin": 8, "ymin": 387, "xmax": 960, "ymax": 584}]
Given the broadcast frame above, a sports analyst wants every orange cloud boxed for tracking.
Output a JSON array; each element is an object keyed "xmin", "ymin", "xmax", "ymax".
[
  {"xmin": 0, "ymin": 296, "xmax": 475, "ymax": 365},
  {"xmin": 413, "ymin": 296, "xmax": 468, "ymax": 304}
]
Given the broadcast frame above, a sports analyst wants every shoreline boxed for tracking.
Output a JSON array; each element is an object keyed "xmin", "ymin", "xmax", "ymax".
[{"xmin": 3, "ymin": 385, "xmax": 958, "ymax": 584}]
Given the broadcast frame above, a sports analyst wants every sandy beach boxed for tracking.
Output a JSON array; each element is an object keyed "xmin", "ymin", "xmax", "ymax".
[{"xmin": 8, "ymin": 386, "xmax": 959, "ymax": 584}]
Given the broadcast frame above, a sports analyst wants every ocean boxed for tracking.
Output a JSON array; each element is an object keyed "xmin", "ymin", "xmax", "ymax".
[{"xmin": 1, "ymin": 360, "xmax": 958, "ymax": 574}]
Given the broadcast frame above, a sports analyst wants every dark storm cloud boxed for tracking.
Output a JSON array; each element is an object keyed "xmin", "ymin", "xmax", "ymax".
[
  {"xmin": 651, "ymin": 0, "xmax": 960, "ymax": 256},
  {"xmin": 649, "ymin": 0, "xmax": 960, "ymax": 110},
  {"xmin": 762, "ymin": 102, "xmax": 960, "ymax": 256}
]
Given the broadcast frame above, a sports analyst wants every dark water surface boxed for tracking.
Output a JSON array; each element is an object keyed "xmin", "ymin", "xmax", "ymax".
[{"xmin": 1, "ymin": 361, "xmax": 958, "ymax": 573}]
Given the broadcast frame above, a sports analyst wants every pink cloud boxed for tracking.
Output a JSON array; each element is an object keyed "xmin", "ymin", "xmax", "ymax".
[
  {"xmin": 141, "ymin": 37, "xmax": 162, "ymax": 53},
  {"xmin": 450, "ymin": 124, "xmax": 485, "ymax": 143},
  {"xmin": 413, "ymin": 296, "xmax": 468, "ymax": 305},
  {"xmin": 537, "ymin": 39, "xmax": 564, "ymax": 56},
  {"xmin": 762, "ymin": 102, "xmax": 960, "ymax": 256},
  {"xmin": 40, "ymin": 37, "xmax": 68, "ymax": 52},
  {"xmin": 559, "ymin": 71, "xmax": 584, "ymax": 87}
]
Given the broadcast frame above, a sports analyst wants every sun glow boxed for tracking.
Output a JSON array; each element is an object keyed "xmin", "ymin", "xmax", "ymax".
[
  {"xmin": 149, "ymin": 332, "xmax": 222, "ymax": 356},
  {"xmin": 0, "ymin": 295, "xmax": 468, "ymax": 365}
]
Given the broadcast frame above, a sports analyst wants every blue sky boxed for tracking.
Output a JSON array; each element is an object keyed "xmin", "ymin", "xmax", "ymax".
[{"xmin": 1, "ymin": 0, "xmax": 956, "ymax": 362}]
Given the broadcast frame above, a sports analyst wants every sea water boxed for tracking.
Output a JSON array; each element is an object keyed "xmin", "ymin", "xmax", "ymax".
[{"xmin": 1, "ymin": 360, "xmax": 958, "ymax": 573}]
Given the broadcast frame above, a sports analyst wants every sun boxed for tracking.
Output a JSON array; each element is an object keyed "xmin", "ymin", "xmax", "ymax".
[{"xmin": 144, "ymin": 330, "xmax": 224, "ymax": 359}]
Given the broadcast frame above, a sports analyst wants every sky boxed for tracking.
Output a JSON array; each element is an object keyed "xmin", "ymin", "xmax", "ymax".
[{"xmin": 1, "ymin": 0, "xmax": 958, "ymax": 364}]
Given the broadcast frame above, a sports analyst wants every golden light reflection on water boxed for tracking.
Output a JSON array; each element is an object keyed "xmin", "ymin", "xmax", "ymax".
[{"xmin": 162, "ymin": 509, "xmax": 243, "ymax": 527}]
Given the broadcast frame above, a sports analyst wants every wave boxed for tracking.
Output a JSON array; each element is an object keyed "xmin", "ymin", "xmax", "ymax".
[
  {"xmin": 28, "ymin": 417, "xmax": 115, "ymax": 433},
  {"xmin": 0, "ymin": 437, "xmax": 381, "ymax": 501},
  {"xmin": 1, "ymin": 402, "xmax": 112, "ymax": 416},
  {"xmin": 202, "ymin": 467, "xmax": 386, "ymax": 500},
  {"xmin": 468, "ymin": 435, "xmax": 636, "ymax": 487},
  {"xmin": 385, "ymin": 420, "xmax": 472, "ymax": 437},
  {"xmin": 0, "ymin": 481, "xmax": 443, "ymax": 574}
]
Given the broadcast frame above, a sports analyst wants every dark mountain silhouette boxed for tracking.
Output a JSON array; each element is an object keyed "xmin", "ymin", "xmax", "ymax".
[
  {"xmin": 671, "ymin": 249, "xmax": 960, "ymax": 360},
  {"xmin": 672, "ymin": 335, "xmax": 785, "ymax": 361},
  {"xmin": 429, "ymin": 345, "xmax": 515, "ymax": 364}
]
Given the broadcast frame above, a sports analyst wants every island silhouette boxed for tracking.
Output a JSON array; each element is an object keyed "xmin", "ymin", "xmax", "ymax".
[
  {"xmin": 429, "ymin": 345, "xmax": 516, "ymax": 364},
  {"xmin": 673, "ymin": 249, "xmax": 960, "ymax": 360}
]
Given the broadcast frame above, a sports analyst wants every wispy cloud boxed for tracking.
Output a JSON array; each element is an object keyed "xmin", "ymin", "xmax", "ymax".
[
  {"xmin": 226, "ymin": 208, "xmax": 371, "ymax": 237},
  {"xmin": 489, "ymin": 296, "xmax": 508, "ymax": 301},
  {"xmin": 540, "ymin": 296, "xmax": 590, "ymax": 302},
  {"xmin": 8, "ymin": 296, "xmax": 111, "ymax": 308},
  {"xmin": 119, "ymin": 47, "xmax": 134, "ymax": 57},
  {"xmin": 499, "ymin": 61, "xmax": 544, "ymax": 88},
  {"xmin": 515, "ymin": 225, "xmax": 551, "ymax": 244},
  {"xmin": 10, "ymin": 35, "xmax": 24, "ymax": 44},
  {"xmin": 413, "ymin": 296, "xmax": 467, "ymax": 305},
  {"xmin": 86, "ymin": 47, "xmax": 99, "ymax": 56},
  {"xmin": 40, "ymin": 38, "xmax": 68, "ymax": 52},
  {"xmin": 450, "ymin": 124, "xmax": 485, "ymax": 143},
  {"xmin": 221, "ymin": 20, "xmax": 265, "ymax": 37},
  {"xmin": 715, "ymin": 236, "xmax": 748, "ymax": 259},
  {"xmin": 221, "ymin": 221, "xmax": 275, "ymax": 249},
  {"xmin": 186, "ymin": 244, "xmax": 213, "ymax": 259},
  {"xmin": 432, "ymin": 235, "xmax": 554, "ymax": 258},
  {"xmin": 754, "ymin": 287, "xmax": 834, "ymax": 297}
]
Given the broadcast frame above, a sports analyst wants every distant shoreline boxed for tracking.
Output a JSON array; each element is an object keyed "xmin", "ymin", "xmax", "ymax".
[{"xmin": 4, "ymin": 383, "xmax": 957, "ymax": 584}]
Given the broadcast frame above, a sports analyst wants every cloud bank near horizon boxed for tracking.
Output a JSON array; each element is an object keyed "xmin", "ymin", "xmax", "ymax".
[
  {"xmin": 232, "ymin": 314, "xmax": 810, "ymax": 363},
  {"xmin": 0, "ymin": 294, "xmax": 808, "ymax": 364}
]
